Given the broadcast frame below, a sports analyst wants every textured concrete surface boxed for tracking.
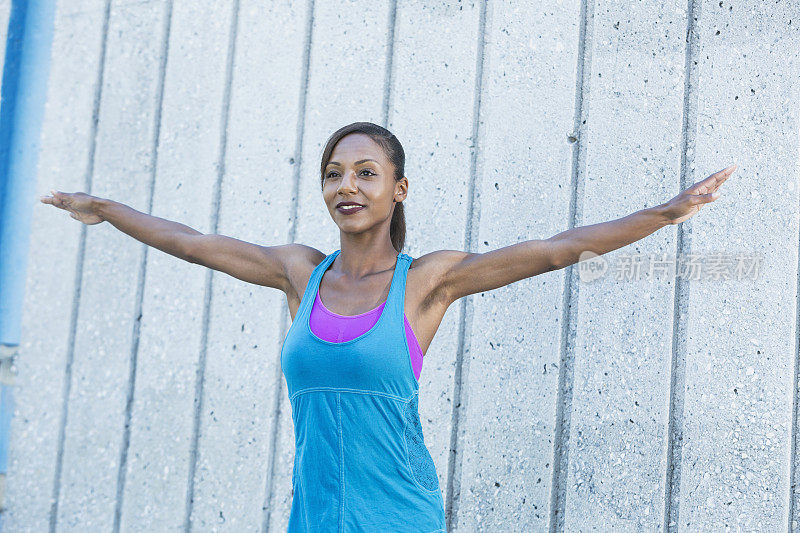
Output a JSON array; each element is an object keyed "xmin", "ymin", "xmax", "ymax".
[
  {"xmin": 271, "ymin": 1, "xmax": 395, "ymax": 529},
  {"xmin": 4, "ymin": 0, "xmax": 800, "ymax": 532},
  {"xmin": 116, "ymin": 1, "xmax": 236, "ymax": 530},
  {"xmin": 198, "ymin": 1, "xmax": 308, "ymax": 531},
  {"xmin": 677, "ymin": 1, "xmax": 800, "ymax": 531},
  {"xmin": 562, "ymin": 1, "xmax": 686, "ymax": 530},
  {"xmin": 54, "ymin": 2, "xmax": 167, "ymax": 531},
  {"xmin": 5, "ymin": 1, "xmax": 109, "ymax": 532},
  {"xmin": 455, "ymin": 1, "xmax": 580, "ymax": 530}
]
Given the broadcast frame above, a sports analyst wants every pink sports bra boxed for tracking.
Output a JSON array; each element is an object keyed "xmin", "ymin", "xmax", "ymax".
[{"xmin": 308, "ymin": 289, "xmax": 425, "ymax": 381}]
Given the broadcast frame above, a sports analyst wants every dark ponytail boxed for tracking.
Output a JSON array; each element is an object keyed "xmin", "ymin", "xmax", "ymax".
[{"xmin": 320, "ymin": 122, "xmax": 406, "ymax": 253}]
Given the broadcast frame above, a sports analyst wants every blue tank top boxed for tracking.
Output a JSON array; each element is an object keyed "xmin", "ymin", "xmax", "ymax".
[{"xmin": 281, "ymin": 249, "xmax": 446, "ymax": 532}]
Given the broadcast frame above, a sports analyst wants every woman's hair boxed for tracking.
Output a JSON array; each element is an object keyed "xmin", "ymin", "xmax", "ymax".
[{"xmin": 319, "ymin": 122, "xmax": 406, "ymax": 253}]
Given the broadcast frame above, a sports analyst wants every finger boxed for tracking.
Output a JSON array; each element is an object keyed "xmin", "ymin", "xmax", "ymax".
[
  {"xmin": 51, "ymin": 190, "xmax": 67, "ymax": 208},
  {"xmin": 713, "ymin": 164, "xmax": 736, "ymax": 178},
  {"xmin": 712, "ymin": 165, "xmax": 736, "ymax": 189},
  {"xmin": 689, "ymin": 165, "xmax": 736, "ymax": 193},
  {"xmin": 694, "ymin": 190, "xmax": 720, "ymax": 203},
  {"xmin": 40, "ymin": 196, "xmax": 60, "ymax": 207},
  {"xmin": 711, "ymin": 174, "xmax": 730, "ymax": 191},
  {"xmin": 687, "ymin": 176, "xmax": 714, "ymax": 194}
]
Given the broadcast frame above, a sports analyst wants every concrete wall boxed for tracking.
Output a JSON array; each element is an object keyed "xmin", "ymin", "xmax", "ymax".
[{"xmin": 4, "ymin": 0, "xmax": 800, "ymax": 531}]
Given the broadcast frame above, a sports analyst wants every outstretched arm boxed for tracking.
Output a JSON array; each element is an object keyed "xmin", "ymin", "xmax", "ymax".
[
  {"xmin": 40, "ymin": 191, "xmax": 201, "ymax": 260},
  {"xmin": 39, "ymin": 190, "xmax": 299, "ymax": 291},
  {"xmin": 432, "ymin": 164, "xmax": 735, "ymax": 303},
  {"xmin": 547, "ymin": 164, "xmax": 735, "ymax": 269}
]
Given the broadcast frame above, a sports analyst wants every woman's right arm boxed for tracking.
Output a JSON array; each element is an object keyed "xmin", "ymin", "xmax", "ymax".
[
  {"xmin": 94, "ymin": 197, "xmax": 201, "ymax": 263},
  {"xmin": 182, "ymin": 234, "xmax": 307, "ymax": 291},
  {"xmin": 40, "ymin": 191, "xmax": 303, "ymax": 292},
  {"xmin": 95, "ymin": 197, "xmax": 300, "ymax": 291}
]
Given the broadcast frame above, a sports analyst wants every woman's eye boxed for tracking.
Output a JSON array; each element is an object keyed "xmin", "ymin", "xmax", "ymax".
[{"xmin": 326, "ymin": 169, "xmax": 374, "ymax": 179}]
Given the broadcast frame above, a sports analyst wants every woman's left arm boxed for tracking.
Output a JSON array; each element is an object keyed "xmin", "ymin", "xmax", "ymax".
[
  {"xmin": 434, "ymin": 164, "xmax": 736, "ymax": 304},
  {"xmin": 547, "ymin": 164, "xmax": 736, "ymax": 269},
  {"xmin": 547, "ymin": 205, "xmax": 669, "ymax": 271}
]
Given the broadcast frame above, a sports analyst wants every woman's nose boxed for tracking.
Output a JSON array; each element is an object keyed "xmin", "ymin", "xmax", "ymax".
[{"xmin": 340, "ymin": 171, "xmax": 358, "ymax": 189}]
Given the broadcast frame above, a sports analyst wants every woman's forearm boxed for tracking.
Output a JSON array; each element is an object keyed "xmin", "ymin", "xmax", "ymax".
[
  {"xmin": 94, "ymin": 197, "xmax": 202, "ymax": 261},
  {"xmin": 548, "ymin": 204, "xmax": 671, "ymax": 269}
]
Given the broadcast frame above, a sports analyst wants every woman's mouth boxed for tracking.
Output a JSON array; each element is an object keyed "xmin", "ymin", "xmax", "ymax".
[{"xmin": 337, "ymin": 204, "xmax": 365, "ymax": 215}]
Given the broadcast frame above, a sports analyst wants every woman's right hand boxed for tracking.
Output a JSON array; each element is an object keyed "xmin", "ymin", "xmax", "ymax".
[{"xmin": 40, "ymin": 190, "xmax": 104, "ymax": 225}]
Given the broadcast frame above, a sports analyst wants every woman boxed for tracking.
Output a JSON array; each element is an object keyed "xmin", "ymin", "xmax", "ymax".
[{"xmin": 40, "ymin": 121, "xmax": 734, "ymax": 532}]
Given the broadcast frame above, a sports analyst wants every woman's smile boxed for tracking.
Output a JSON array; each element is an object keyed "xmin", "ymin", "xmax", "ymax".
[{"xmin": 336, "ymin": 204, "xmax": 366, "ymax": 214}]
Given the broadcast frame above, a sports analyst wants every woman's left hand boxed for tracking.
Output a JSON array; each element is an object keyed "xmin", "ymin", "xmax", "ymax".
[{"xmin": 660, "ymin": 164, "xmax": 736, "ymax": 225}]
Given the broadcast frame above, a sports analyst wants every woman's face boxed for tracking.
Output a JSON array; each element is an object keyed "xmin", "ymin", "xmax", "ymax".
[{"xmin": 322, "ymin": 133, "xmax": 407, "ymax": 231}]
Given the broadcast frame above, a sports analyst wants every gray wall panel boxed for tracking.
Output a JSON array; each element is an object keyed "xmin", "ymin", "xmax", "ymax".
[
  {"xmin": 188, "ymin": 0, "xmax": 309, "ymax": 531},
  {"xmin": 4, "ymin": 1, "xmax": 108, "ymax": 531},
  {"xmin": 269, "ymin": 0, "xmax": 393, "ymax": 530},
  {"xmin": 54, "ymin": 2, "xmax": 167, "ymax": 531},
  {"xmin": 455, "ymin": 1, "xmax": 581, "ymax": 530},
  {"xmin": 563, "ymin": 0, "xmax": 687, "ymax": 530},
  {"xmin": 117, "ymin": 1, "xmax": 236, "ymax": 530},
  {"xmin": 677, "ymin": 1, "xmax": 800, "ymax": 530}
]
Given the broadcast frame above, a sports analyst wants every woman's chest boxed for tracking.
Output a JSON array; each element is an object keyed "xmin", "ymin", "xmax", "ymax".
[{"xmin": 284, "ymin": 260, "xmax": 450, "ymax": 359}]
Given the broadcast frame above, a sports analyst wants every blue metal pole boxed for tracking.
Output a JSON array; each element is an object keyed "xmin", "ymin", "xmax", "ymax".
[{"xmin": 0, "ymin": 1, "xmax": 56, "ymax": 529}]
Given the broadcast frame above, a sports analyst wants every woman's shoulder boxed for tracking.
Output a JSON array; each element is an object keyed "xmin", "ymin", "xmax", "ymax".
[
  {"xmin": 280, "ymin": 243, "xmax": 327, "ymax": 295},
  {"xmin": 288, "ymin": 243, "xmax": 328, "ymax": 266},
  {"xmin": 407, "ymin": 248, "xmax": 473, "ymax": 306},
  {"xmin": 408, "ymin": 248, "xmax": 471, "ymax": 273}
]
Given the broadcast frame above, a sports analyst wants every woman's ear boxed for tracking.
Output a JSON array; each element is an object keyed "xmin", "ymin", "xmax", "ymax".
[{"xmin": 395, "ymin": 176, "xmax": 409, "ymax": 202}]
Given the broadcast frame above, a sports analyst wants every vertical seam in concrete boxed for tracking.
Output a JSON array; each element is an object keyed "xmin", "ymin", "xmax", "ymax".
[
  {"xmin": 548, "ymin": 0, "xmax": 592, "ymax": 531},
  {"xmin": 789, "ymin": 176, "xmax": 800, "ymax": 530},
  {"xmin": 381, "ymin": 0, "xmax": 397, "ymax": 128},
  {"xmin": 788, "ymin": 26, "xmax": 800, "ymax": 530},
  {"xmin": 444, "ymin": 0, "xmax": 487, "ymax": 530},
  {"xmin": 49, "ymin": 1, "xmax": 112, "ymax": 531},
  {"xmin": 662, "ymin": 2, "xmax": 700, "ymax": 531},
  {"xmin": 790, "ymin": 202, "xmax": 800, "ymax": 522},
  {"xmin": 262, "ymin": 1, "xmax": 314, "ymax": 530},
  {"xmin": 181, "ymin": 0, "xmax": 240, "ymax": 530}
]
